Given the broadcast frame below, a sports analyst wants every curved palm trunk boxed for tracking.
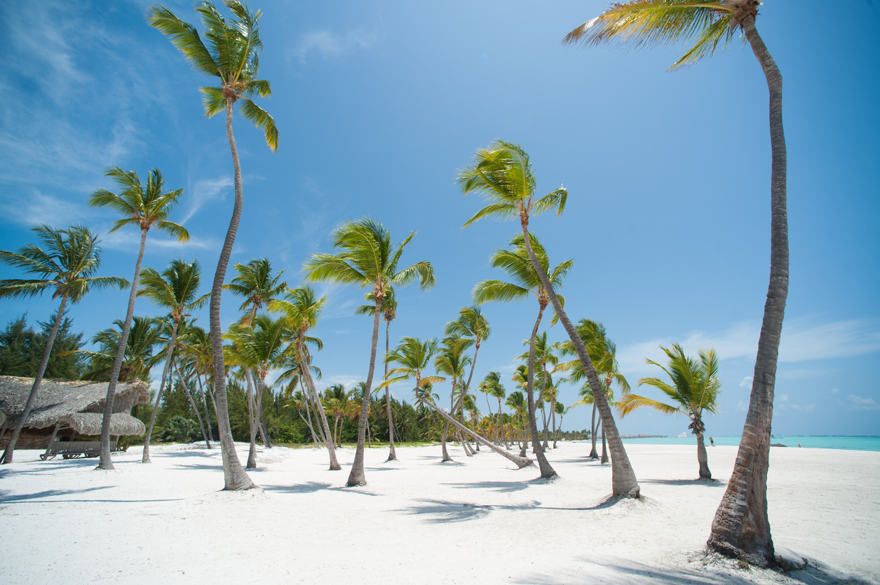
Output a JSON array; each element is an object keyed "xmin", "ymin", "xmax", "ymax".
[
  {"xmin": 244, "ymin": 370, "xmax": 258, "ymax": 469},
  {"xmin": 1, "ymin": 296, "xmax": 68, "ymax": 464},
  {"xmin": 347, "ymin": 301, "xmax": 381, "ymax": 486},
  {"xmin": 527, "ymin": 304, "xmax": 557, "ymax": 479},
  {"xmin": 589, "ymin": 403, "xmax": 599, "ymax": 459},
  {"xmin": 97, "ymin": 228, "xmax": 148, "ymax": 470},
  {"xmin": 142, "ymin": 319, "xmax": 180, "ymax": 463},
  {"xmin": 600, "ymin": 423, "xmax": 609, "ymax": 464},
  {"xmin": 176, "ymin": 363, "xmax": 210, "ymax": 448},
  {"xmin": 551, "ymin": 400, "xmax": 558, "ymax": 449},
  {"xmin": 708, "ymin": 17, "xmax": 787, "ymax": 567},
  {"xmin": 696, "ymin": 431, "xmax": 711, "ymax": 480},
  {"xmin": 440, "ymin": 389, "xmax": 454, "ymax": 462},
  {"xmin": 427, "ymin": 400, "xmax": 531, "ymax": 468},
  {"xmin": 519, "ymin": 221, "xmax": 638, "ymax": 496},
  {"xmin": 208, "ymin": 99, "xmax": 255, "ymax": 490},
  {"xmin": 383, "ymin": 319, "xmax": 397, "ymax": 462},
  {"xmin": 298, "ymin": 346, "xmax": 341, "ymax": 470}
]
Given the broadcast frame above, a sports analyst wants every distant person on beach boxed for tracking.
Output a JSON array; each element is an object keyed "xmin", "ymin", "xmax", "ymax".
[{"xmin": 709, "ymin": 437, "xmax": 715, "ymax": 446}]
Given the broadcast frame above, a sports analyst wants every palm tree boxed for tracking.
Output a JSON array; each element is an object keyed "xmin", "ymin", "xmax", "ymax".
[
  {"xmin": 475, "ymin": 234, "xmax": 569, "ymax": 479},
  {"xmin": 81, "ymin": 316, "xmax": 163, "ymax": 383},
  {"xmin": 151, "ymin": 0, "xmax": 278, "ymax": 491},
  {"xmin": 305, "ymin": 219, "xmax": 434, "ymax": 486},
  {"xmin": 434, "ymin": 336, "xmax": 473, "ymax": 461},
  {"xmin": 558, "ymin": 320, "xmax": 630, "ymax": 461},
  {"xmin": 519, "ymin": 333, "xmax": 562, "ymax": 450},
  {"xmin": 227, "ymin": 258, "xmax": 287, "ymax": 446},
  {"xmin": 478, "ymin": 371, "xmax": 506, "ymax": 445},
  {"xmin": 461, "ymin": 140, "xmax": 638, "ymax": 494},
  {"xmin": 564, "ymin": 0, "xmax": 786, "ymax": 560},
  {"xmin": 90, "ymin": 167, "xmax": 188, "ymax": 470},
  {"xmin": 270, "ymin": 286, "xmax": 341, "ymax": 469},
  {"xmin": 0, "ymin": 226, "xmax": 126, "ymax": 464},
  {"xmin": 139, "ymin": 260, "xmax": 208, "ymax": 463},
  {"xmin": 386, "ymin": 337, "xmax": 530, "ymax": 468},
  {"xmin": 553, "ymin": 401, "xmax": 567, "ymax": 448},
  {"xmin": 505, "ymin": 390, "xmax": 527, "ymax": 455},
  {"xmin": 225, "ymin": 315, "xmax": 286, "ymax": 468},
  {"xmin": 445, "ymin": 306, "xmax": 490, "ymax": 453},
  {"xmin": 619, "ymin": 344, "xmax": 721, "ymax": 480},
  {"xmin": 357, "ymin": 288, "xmax": 399, "ymax": 461}
]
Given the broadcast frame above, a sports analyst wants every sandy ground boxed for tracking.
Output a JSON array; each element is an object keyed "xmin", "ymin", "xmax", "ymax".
[{"xmin": 1, "ymin": 441, "xmax": 877, "ymax": 585}]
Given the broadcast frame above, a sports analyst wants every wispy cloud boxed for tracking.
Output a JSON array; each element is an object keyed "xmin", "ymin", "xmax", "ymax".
[
  {"xmin": 618, "ymin": 318, "xmax": 880, "ymax": 374},
  {"xmin": 846, "ymin": 394, "xmax": 880, "ymax": 411},
  {"xmin": 290, "ymin": 29, "xmax": 377, "ymax": 64},
  {"xmin": 0, "ymin": 190, "xmax": 92, "ymax": 228},
  {"xmin": 101, "ymin": 229, "xmax": 218, "ymax": 252},
  {"xmin": 325, "ymin": 374, "xmax": 361, "ymax": 389},
  {"xmin": 181, "ymin": 176, "xmax": 233, "ymax": 224}
]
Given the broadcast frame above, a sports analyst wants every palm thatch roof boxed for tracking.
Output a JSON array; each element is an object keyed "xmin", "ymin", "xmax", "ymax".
[
  {"xmin": 0, "ymin": 376, "xmax": 149, "ymax": 432},
  {"xmin": 58, "ymin": 412, "xmax": 145, "ymax": 436}
]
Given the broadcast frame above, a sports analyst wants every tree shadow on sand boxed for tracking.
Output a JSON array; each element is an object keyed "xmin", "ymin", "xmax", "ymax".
[
  {"xmin": 0, "ymin": 485, "xmax": 182, "ymax": 505},
  {"xmin": 397, "ymin": 494, "xmax": 626, "ymax": 524}
]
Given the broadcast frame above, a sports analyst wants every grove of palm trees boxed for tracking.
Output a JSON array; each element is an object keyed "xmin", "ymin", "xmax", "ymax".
[{"xmin": 1, "ymin": 2, "xmax": 877, "ymax": 584}]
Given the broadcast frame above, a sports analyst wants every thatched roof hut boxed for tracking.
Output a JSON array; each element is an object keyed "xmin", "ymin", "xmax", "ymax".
[{"xmin": 0, "ymin": 376, "xmax": 149, "ymax": 447}]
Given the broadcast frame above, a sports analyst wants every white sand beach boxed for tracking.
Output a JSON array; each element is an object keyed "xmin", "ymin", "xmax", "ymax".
[{"xmin": 1, "ymin": 442, "xmax": 877, "ymax": 584}]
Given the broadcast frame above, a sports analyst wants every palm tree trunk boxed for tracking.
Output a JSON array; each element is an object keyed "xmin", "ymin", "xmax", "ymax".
[
  {"xmin": 708, "ymin": 16, "xmax": 787, "ymax": 567},
  {"xmin": 196, "ymin": 375, "xmax": 215, "ymax": 444},
  {"xmin": 519, "ymin": 220, "xmax": 638, "ymax": 496},
  {"xmin": 298, "ymin": 345, "xmax": 340, "ymax": 470},
  {"xmin": 383, "ymin": 318, "xmax": 397, "ymax": 462},
  {"xmin": 346, "ymin": 299, "xmax": 381, "ymax": 486},
  {"xmin": 208, "ymin": 99, "xmax": 255, "ymax": 490},
  {"xmin": 589, "ymin": 403, "xmax": 599, "ymax": 459},
  {"xmin": 244, "ymin": 369, "xmax": 258, "ymax": 469},
  {"xmin": 97, "ymin": 228, "xmax": 148, "ymax": 470},
  {"xmin": 551, "ymin": 399, "xmax": 558, "ymax": 449},
  {"xmin": 541, "ymin": 402, "xmax": 550, "ymax": 450},
  {"xmin": 254, "ymin": 379, "xmax": 271, "ymax": 448},
  {"xmin": 600, "ymin": 422, "xmax": 609, "ymax": 464},
  {"xmin": 142, "ymin": 318, "xmax": 180, "ymax": 463},
  {"xmin": 696, "ymin": 431, "xmax": 712, "ymax": 480},
  {"xmin": 1, "ymin": 296, "xmax": 68, "ymax": 464},
  {"xmin": 440, "ymin": 388, "xmax": 454, "ymax": 462},
  {"xmin": 176, "ymin": 363, "xmax": 210, "ymax": 449},
  {"xmin": 527, "ymin": 303, "xmax": 557, "ymax": 479},
  {"xmin": 427, "ymin": 400, "xmax": 531, "ymax": 468}
]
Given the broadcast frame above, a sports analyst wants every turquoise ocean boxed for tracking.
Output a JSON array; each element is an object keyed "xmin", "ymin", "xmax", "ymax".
[{"xmin": 620, "ymin": 435, "xmax": 880, "ymax": 452}]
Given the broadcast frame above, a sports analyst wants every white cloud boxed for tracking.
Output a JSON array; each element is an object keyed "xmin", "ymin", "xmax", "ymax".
[
  {"xmin": 325, "ymin": 375, "xmax": 361, "ymax": 389},
  {"xmin": 618, "ymin": 318, "xmax": 880, "ymax": 374},
  {"xmin": 831, "ymin": 387, "xmax": 840, "ymax": 394},
  {"xmin": 101, "ymin": 229, "xmax": 217, "ymax": 252},
  {"xmin": 181, "ymin": 176, "xmax": 233, "ymax": 223},
  {"xmin": 0, "ymin": 191, "xmax": 91, "ymax": 228},
  {"xmin": 739, "ymin": 376, "xmax": 753, "ymax": 390},
  {"xmin": 847, "ymin": 394, "xmax": 880, "ymax": 411},
  {"xmin": 291, "ymin": 29, "xmax": 377, "ymax": 64}
]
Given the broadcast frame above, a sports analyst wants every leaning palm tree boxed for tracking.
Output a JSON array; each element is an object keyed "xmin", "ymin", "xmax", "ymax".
[
  {"xmin": 357, "ymin": 288, "xmax": 399, "ymax": 461},
  {"xmin": 619, "ymin": 344, "xmax": 721, "ymax": 480},
  {"xmin": 475, "ymin": 234, "xmax": 569, "ymax": 479},
  {"xmin": 460, "ymin": 140, "xmax": 639, "ymax": 496},
  {"xmin": 385, "ymin": 336, "xmax": 530, "ymax": 468},
  {"xmin": 0, "ymin": 226, "xmax": 127, "ymax": 464},
  {"xmin": 434, "ymin": 335, "xmax": 473, "ymax": 461},
  {"xmin": 150, "ymin": 0, "xmax": 278, "ymax": 491},
  {"xmin": 139, "ymin": 260, "xmax": 208, "ymax": 463},
  {"xmin": 564, "ymin": 0, "xmax": 785, "ymax": 561},
  {"xmin": 305, "ymin": 219, "xmax": 434, "ymax": 486},
  {"xmin": 90, "ymin": 167, "xmax": 188, "ymax": 470},
  {"xmin": 445, "ymin": 306, "xmax": 491, "ymax": 453},
  {"xmin": 269, "ymin": 286, "xmax": 341, "ymax": 469}
]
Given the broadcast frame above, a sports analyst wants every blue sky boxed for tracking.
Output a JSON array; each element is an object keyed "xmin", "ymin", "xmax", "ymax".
[{"xmin": 1, "ymin": 0, "xmax": 878, "ymax": 437}]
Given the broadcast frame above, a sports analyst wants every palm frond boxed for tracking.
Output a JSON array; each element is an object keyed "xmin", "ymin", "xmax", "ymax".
[{"xmin": 240, "ymin": 98, "xmax": 278, "ymax": 151}]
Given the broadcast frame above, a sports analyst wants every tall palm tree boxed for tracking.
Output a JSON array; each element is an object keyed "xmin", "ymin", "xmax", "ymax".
[
  {"xmin": 386, "ymin": 337, "xmax": 530, "ymax": 468},
  {"xmin": 445, "ymin": 306, "xmax": 490, "ymax": 453},
  {"xmin": 90, "ymin": 167, "xmax": 188, "ymax": 470},
  {"xmin": 270, "ymin": 286, "xmax": 341, "ymax": 469},
  {"xmin": 558, "ymin": 319, "xmax": 630, "ymax": 461},
  {"xmin": 519, "ymin": 333, "xmax": 562, "ymax": 450},
  {"xmin": 225, "ymin": 315, "xmax": 286, "ymax": 468},
  {"xmin": 475, "ymin": 234, "xmax": 569, "ymax": 479},
  {"xmin": 460, "ymin": 141, "xmax": 639, "ymax": 495},
  {"xmin": 151, "ymin": 0, "xmax": 278, "ymax": 491},
  {"xmin": 305, "ymin": 219, "xmax": 434, "ymax": 486},
  {"xmin": 478, "ymin": 371, "xmax": 506, "ymax": 445},
  {"xmin": 505, "ymin": 390, "xmax": 527, "ymax": 455},
  {"xmin": 227, "ymin": 258, "xmax": 286, "ymax": 446},
  {"xmin": 434, "ymin": 335, "xmax": 473, "ymax": 462},
  {"xmin": 81, "ymin": 316, "xmax": 163, "ymax": 383},
  {"xmin": 0, "ymin": 226, "xmax": 127, "ymax": 464},
  {"xmin": 564, "ymin": 0, "xmax": 786, "ymax": 561},
  {"xmin": 357, "ymin": 288, "xmax": 399, "ymax": 461},
  {"xmin": 139, "ymin": 260, "xmax": 208, "ymax": 463},
  {"xmin": 619, "ymin": 344, "xmax": 721, "ymax": 480}
]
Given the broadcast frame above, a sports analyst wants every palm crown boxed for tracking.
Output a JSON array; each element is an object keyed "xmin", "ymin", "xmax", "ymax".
[
  {"xmin": 138, "ymin": 259, "xmax": 208, "ymax": 323},
  {"xmin": 82, "ymin": 316, "xmax": 163, "ymax": 382},
  {"xmin": 385, "ymin": 337, "xmax": 443, "ymax": 402},
  {"xmin": 225, "ymin": 314, "xmax": 287, "ymax": 380},
  {"xmin": 558, "ymin": 320, "xmax": 630, "ymax": 392},
  {"xmin": 459, "ymin": 140, "xmax": 567, "ymax": 227},
  {"xmin": 563, "ymin": 0, "xmax": 759, "ymax": 69},
  {"xmin": 0, "ymin": 225, "xmax": 127, "ymax": 301},
  {"xmin": 479, "ymin": 371, "xmax": 506, "ymax": 400},
  {"xmin": 227, "ymin": 258, "xmax": 287, "ymax": 321},
  {"xmin": 304, "ymin": 219, "xmax": 435, "ymax": 303},
  {"xmin": 90, "ymin": 167, "xmax": 188, "ymax": 240},
  {"xmin": 445, "ymin": 306, "xmax": 490, "ymax": 347},
  {"xmin": 150, "ymin": 0, "xmax": 278, "ymax": 150}
]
